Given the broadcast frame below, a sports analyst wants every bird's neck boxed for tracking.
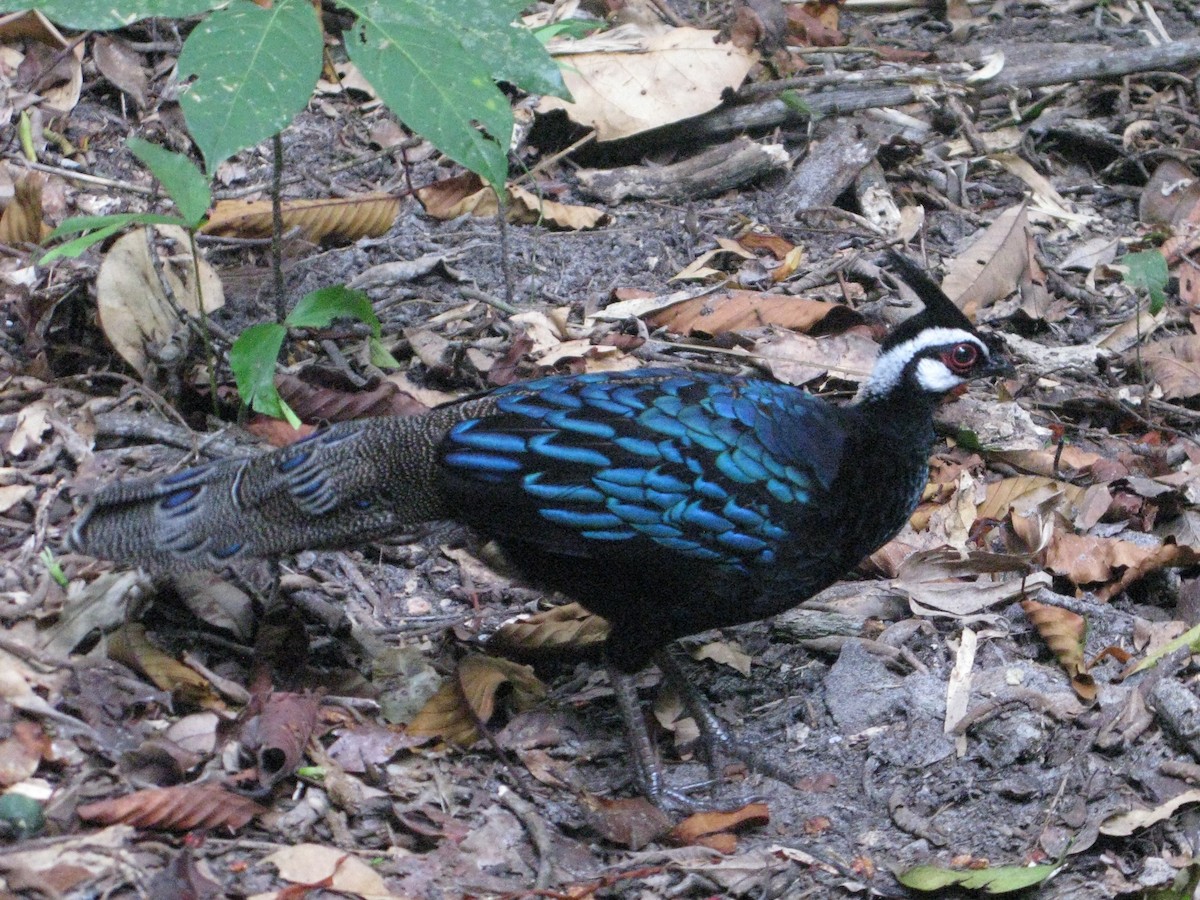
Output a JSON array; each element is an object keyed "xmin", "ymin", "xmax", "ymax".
[{"xmin": 849, "ymin": 380, "xmax": 942, "ymax": 449}]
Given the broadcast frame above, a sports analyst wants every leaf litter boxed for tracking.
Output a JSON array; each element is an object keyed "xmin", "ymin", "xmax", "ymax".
[{"xmin": 3, "ymin": 0, "xmax": 1200, "ymax": 897}]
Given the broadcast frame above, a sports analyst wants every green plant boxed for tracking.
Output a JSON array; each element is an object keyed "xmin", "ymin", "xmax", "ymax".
[
  {"xmin": 1116, "ymin": 249, "xmax": 1169, "ymax": 315},
  {"xmin": 45, "ymin": 137, "xmax": 389, "ymax": 424},
  {"xmin": 231, "ymin": 285, "xmax": 399, "ymax": 427},
  {"xmin": 7, "ymin": 0, "xmax": 567, "ymax": 189},
  {"xmin": 26, "ymin": 0, "xmax": 567, "ymax": 421}
]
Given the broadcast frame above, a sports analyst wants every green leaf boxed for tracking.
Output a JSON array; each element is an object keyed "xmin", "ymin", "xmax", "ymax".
[
  {"xmin": 1118, "ymin": 249, "xmax": 1169, "ymax": 315},
  {"xmin": 0, "ymin": 792, "xmax": 45, "ymax": 839},
  {"xmin": 369, "ymin": 336, "xmax": 401, "ymax": 369},
  {"xmin": 532, "ymin": 19, "xmax": 601, "ymax": 43},
  {"xmin": 286, "ymin": 286, "xmax": 380, "ymax": 337},
  {"xmin": 0, "ymin": 0, "xmax": 223, "ymax": 30},
  {"xmin": 1128, "ymin": 621, "xmax": 1200, "ymax": 676},
  {"xmin": 127, "ymin": 137, "xmax": 212, "ymax": 227},
  {"xmin": 780, "ymin": 90, "xmax": 815, "ymax": 117},
  {"xmin": 176, "ymin": 0, "xmax": 322, "ymax": 170},
  {"xmin": 40, "ymin": 547, "xmax": 67, "ymax": 588},
  {"xmin": 421, "ymin": 0, "xmax": 567, "ymax": 99},
  {"xmin": 46, "ymin": 212, "xmax": 186, "ymax": 241},
  {"xmin": 897, "ymin": 862, "xmax": 1058, "ymax": 894},
  {"xmin": 40, "ymin": 213, "xmax": 187, "ymax": 263},
  {"xmin": 230, "ymin": 322, "xmax": 293, "ymax": 422},
  {"xmin": 339, "ymin": 0, "xmax": 513, "ymax": 189}
]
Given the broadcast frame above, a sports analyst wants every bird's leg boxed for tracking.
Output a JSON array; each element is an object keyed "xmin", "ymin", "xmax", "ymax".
[
  {"xmin": 655, "ymin": 648, "xmax": 796, "ymax": 789},
  {"xmin": 606, "ymin": 662, "xmax": 697, "ymax": 811}
]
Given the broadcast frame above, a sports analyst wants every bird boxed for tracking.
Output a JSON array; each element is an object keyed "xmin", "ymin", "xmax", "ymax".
[{"xmin": 71, "ymin": 252, "xmax": 1012, "ymax": 804}]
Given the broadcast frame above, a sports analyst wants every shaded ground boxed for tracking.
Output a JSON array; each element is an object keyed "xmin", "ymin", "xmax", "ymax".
[{"xmin": 4, "ymin": 1, "xmax": 1200, "ymax": 898}]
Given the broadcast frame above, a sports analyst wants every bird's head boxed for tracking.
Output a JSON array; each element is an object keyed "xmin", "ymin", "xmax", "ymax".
[{"xmin": 857, "ymin": 253, "xmax": 1013, "ymax": 404}]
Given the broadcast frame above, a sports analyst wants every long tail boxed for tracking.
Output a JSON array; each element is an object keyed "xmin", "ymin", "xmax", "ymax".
[{"xmin": 71, "ymin": 400, "xmax": 494, "ymax": 570}]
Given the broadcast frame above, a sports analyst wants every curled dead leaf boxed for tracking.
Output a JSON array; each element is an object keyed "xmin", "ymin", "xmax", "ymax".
[
  {"xmin": 0, "ymin": 173, "xmax": 50, "ymax": 243},
  {"xmin": 490, "ymin": 602, "xmax": 610, "ymax": 655},
  {"xmin": 406, "ymin": 655, "xmax": 545, "ymax": 746},
  {"xmin": 107, "ymin": 623, "xmax": 225, "ymax": 711},
  {"xmin": 1020, "ymin": 600, "xmax": 1094, "ymax": 702},
  {"xmin": 77, "ymin": 783, "xmax": 265, "ymax": 832},
  {"xmin": 578, "ymin": 792, "xmax": 673, "ymax": 849},
  {"xmin": 202, "ymin": 194, "xmax": 400, "ymax": 242},
  {"xmin": 671, "ymin": 802, "xmax": 770, "ymax": 851}
]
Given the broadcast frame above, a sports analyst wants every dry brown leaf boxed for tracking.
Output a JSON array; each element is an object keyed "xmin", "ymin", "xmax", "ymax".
[
  {"xmin": 978, "ymin": 476, "xmax": 1084, "ymax": 522},
  {"xmin": 737, "ymin": 230, "xmax": 795, "ymax": 258},
  {"xmin": 1133, "ymin": 335, "xmax": 1200, "ymax": 400},
  {"xmin": 0, "ymin": 173, "xmax": 50, "ymax": 243},
  {"xmin": 92, "ymin": 34, "xmax": 148, "ymax": 108},
  {"xmin": 490, "ymin": 602, "xmax": 610, "ymax": 654},
  {"xmin": 671, "ymin": 802, "xmax": 770, "ymax": 846},
  {"xmin": 941, "ymin": 204, "xmax": 1029, "ymax": 320},
  {"xmin": 992, "ymin": 154, "xmax": 1092, "ymax": 224},
  {"xmin": 243, "ymin": 415, "xmax": 316, "ymax": 447},
  {"xmin": 786, "ymin": 1, "xmax": 845, "ymax": 46},
  {"xmin": 415, "ymin": 175, "xmax": 605, "ymax": 230},
  {"xmin": 539, "ymin": 26, "xmax": 757, "ymax": 142},
  {"xmin": 0, "ymin": 11, "xmax": 82, "ymax": 113},
  {"xmin": 262, "ymin": 843, "xmax": 390, "ymax": 896},
  {"xmin": 107, "ymin": 623, "xmax": 225, "ymax": 711},
  {"xmin": 416, "ymin": 172, "xmax": 498, "ymax": 219},
  {"xmin": 76, "ymin": 783, "xmax": 265, "ymax": 832},
  {"xmin": 95, "ymin": 225, "xmax": 225, "ymax": 377},
  {"xmin": 1020, "ymin": 599, "xmax": 1095, "ymax": 702},
  {"xmin": 752, "ymin": 328, "xmax": 878, "ymax": 385},
  {"xmin": 277, "ymin": 373, "xmax": 429, "ymax": 424},
  {"xmin": 1043, "ymin": 532, "xmax": 1200, "ymax": 599},
  {"xmin": 406, "ymin": 655, "xmax": 545, "ymax": 746},
  {"xmin": 0, "ymin": 719, "xmax": 50, "ymax": 786},
  {"xmin": 508, "ymin": 183, "xmax": 608, "ymax": 230},
  {"xmin": 1140, "ymin": 159, "xmax": 1200, "ymax": 227},
  {"xmin": 987, "ymin": 445, "xmax": 1104, "ymax": 478},
  {"xmin": 693, "ymin": 640, "xmax": 752, "ymax": 676},
  {"xmin": 578, "ymin": 793, "xmax": 673, "ymax": 850},
  {"xmin": 1101, "ymin": 788, "xmax": 1200, "ymax": 837},
  {"xmin": 202, "ymin": 194, "xmax": 400, "ymax": 241},
  {"xmin": 241, "ymin": 691, "xmax": 321, "ymax": 789},
  {"xmin": 648, "ymin": 289, "xmax": 856, "ymax": 338},
  {"xmin": 172, "ymin": 571, "xmax": 255, "ymax": 642},
  {"xmin": 670, "ymin": 248, "xmax": 749, "ymax": 282}
]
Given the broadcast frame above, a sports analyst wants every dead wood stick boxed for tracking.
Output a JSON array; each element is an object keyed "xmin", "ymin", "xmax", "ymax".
[
  {"xmin": 682, "ymin": 37, "xmax": 1200, "ymax": 142},
  {"xmin": 576, "ymin": 138, "xmax": 789, "ymax": 203}
]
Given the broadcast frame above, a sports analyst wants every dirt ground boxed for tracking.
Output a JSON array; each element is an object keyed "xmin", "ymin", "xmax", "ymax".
[{"xmin": 4, "ymin": 0, "xmax": 1200, "ymax": 897}]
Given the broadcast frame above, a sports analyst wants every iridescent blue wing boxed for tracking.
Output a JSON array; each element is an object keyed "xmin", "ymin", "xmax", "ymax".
[{"xmin": 437, "ymin": 370, "xmax": 847, "ymax": 575}]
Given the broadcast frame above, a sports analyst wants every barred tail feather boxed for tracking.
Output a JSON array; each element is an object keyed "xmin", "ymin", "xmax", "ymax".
[{"xmin": 70, "ymin": 401, "xmax": 495, "ymax": 570}]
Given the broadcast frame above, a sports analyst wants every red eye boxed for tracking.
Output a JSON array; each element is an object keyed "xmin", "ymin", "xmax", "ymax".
[{"xmin": 943, "ymin": 342, "xmax": 979, "ymax": 372}]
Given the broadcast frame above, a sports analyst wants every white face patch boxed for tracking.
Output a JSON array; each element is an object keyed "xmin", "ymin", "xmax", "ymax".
[
  {"xmin": 857, "ymin": 327, "xmax": 986, "ymax": 400},
  {"xmin": 914, "ymin": 357, "xmax": 964, "ymax": 392}
]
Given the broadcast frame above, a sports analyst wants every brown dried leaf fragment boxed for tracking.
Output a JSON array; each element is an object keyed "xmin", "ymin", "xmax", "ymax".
[
  {"xmin": 0, "ymin": 173, "xmax": 50, "ymax": 243},
  {"xmin": 276, "ymin": 373, "xmax": 429, "ymax": 424},
  {"xmin": 1020, "ymin": 599, "xmax": 1095, "ymax": 702},
  {"xmin": 648, "ymin": 289, "xmax": 857, "ymax": 338},
  {"xmin": 407, "ymin": 655, "xmax": 545, "ymax": 746},
  {"xmin": 1132, "ymin": 335, "xmax": 1200, "ymax": 400},
  {"xmin": 107, "ymin": 624, "xmax": 225, "ymax": 711},
  {"xmin": 671, "ymin": 802, "xmax": 770, "ymax": 850},
  {"xmin": 578, "ymin": 793, "xmax": 673, "ymax": 850},
  {"xmin": 1043, "ymin": 532, "xmax": 1200, "ymax": 600},
  {"xmin": 491, "ymin": 602, "xmax": 610, "ymax": 655},
  {"xmin": 202, "ymin": 194, "xmax": 400, "ymax": 242},
  {"xmin": 240, "ymin": 691, "xmax": 321, "ymax": 790},
  {"xmin": 77, "ymin": 783, "xmax": 265, "ymax": 833}
]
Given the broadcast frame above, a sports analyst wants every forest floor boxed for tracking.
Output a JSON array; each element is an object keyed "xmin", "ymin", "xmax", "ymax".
[{"xmin": 4, "ymin": 0, "xmax": 1200, "ymax": 897}]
